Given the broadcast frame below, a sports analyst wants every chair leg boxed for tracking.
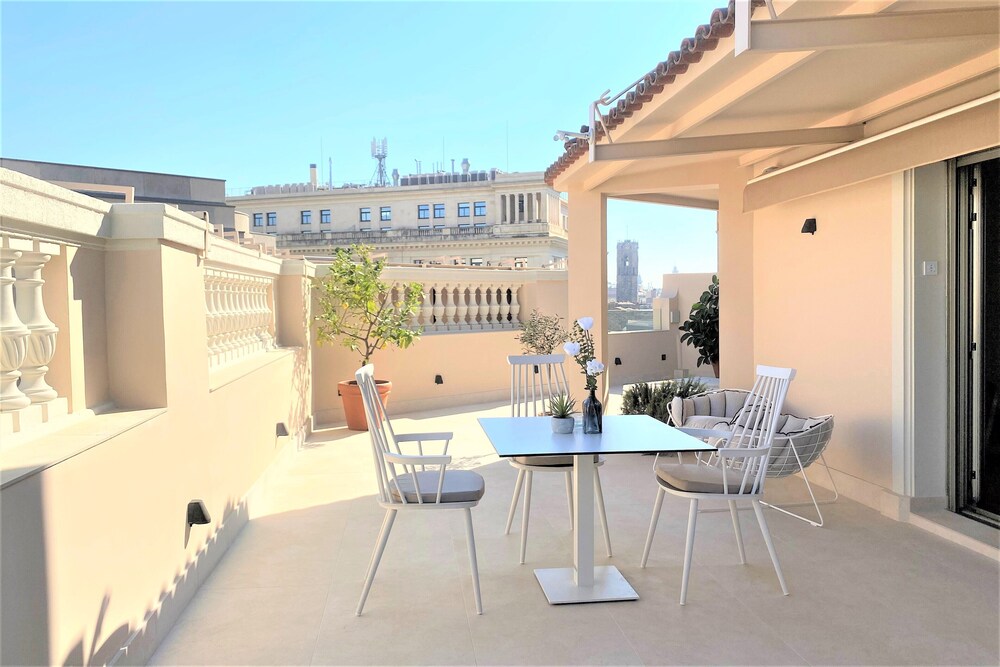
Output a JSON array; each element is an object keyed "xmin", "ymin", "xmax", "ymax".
[
  {"xmin": 356, "ymin": 508, "xmax": 397, "ymax": 616},
  {"xmin": 594, "ymin": 471, "xmax": 613, "ymax": 557},
  {"xmin": 729, "ymin": 500, "xmax": 746, "ymax": 565},
  {"xmin": 520, "ymin": 471, "xmax": 533, "ymax": 564},
  {"xmin": 679, "ymin": 498, "xmax": 699, "ymax": 606},
  {"xmin": 640, "ymin": 486, "xmax": 665, "ymax": 568},
  {"xmin": 564, "ymin": 470, "xmax": 575, "ymax": 530},
  {"xmin": 505, "ymin": 468, "xmax": 525, "ymax": 535},
  {"xmin": 752, "ymin": 499, "xmax": 789, "ymax": 596},
  {"xmin": 464, "ymin": 508, "xmax": 483, "ymax": 615}
]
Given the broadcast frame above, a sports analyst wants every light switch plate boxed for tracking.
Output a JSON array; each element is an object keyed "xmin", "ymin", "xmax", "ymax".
[{"xmin": 923, "ymin": 260, "xmax": 939, "ymax": 276}]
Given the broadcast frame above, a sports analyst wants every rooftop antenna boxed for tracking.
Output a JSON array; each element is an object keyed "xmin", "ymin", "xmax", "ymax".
[{"xmin": 370, "ymin": 137, "xmax": 389, "ymax": 187}]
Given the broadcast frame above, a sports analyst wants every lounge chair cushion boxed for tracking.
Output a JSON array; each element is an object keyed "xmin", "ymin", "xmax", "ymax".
[
  {"xmin": 389, "ymin": 470, "xmax": 486, "ymax": 504},
  {"xmin": 656, "ymin": 462, "xmax": 757, "ymax": 494},
  {"xmin": 513, "ymin": 455, "xmax": 600, "ymax": 466}
]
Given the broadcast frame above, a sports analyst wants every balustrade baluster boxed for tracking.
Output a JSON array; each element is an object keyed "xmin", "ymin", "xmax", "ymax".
[
  {"xmin": 0, "ymin": 249, "xmax": 30, "ymax": 411},
  {"xmin": 455, "ymin": 287, "xmax": 470, "ymax": 330},
  {"xmin": 486, "ymin": 285, "xmax": 501, "ymax": 330},
  {"xmin": 509, "ymin": 285, "xmax": 522, "ymax": 326},
  {"xmin": 431, "ymin": 283, "xmax": 446, "ymax": 332},
  {"xmin": 476, "ymin": 285, "xmax": 489, "ymax": 330},
  {"xmin": 418, "ymin": 285, "xmax": 433, "ymax": 331},
  {"xmin": 443, "ymin": 284, "xmax": 458, "ymax": 330},
  {"xmin": 13, "ymin": 252, "xmax": 59, "ymax": 403},
  {"xmin": 498, "ymin": 285, "xmax": 512, "ymax": 329}
]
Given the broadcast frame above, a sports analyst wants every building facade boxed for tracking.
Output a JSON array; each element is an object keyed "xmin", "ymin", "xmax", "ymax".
[
  {"xmin": 0, "ymin": 158, "xmax": 237, "ymax": 229},
  {"xmin": 227, "ymin": 167, "xmax": 568, "ymax": 268}
]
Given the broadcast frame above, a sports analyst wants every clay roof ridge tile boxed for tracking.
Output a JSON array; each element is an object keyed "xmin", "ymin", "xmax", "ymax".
[{"xmin": 545, "ymin": 1, "xmax": 756, "ymax": 184}]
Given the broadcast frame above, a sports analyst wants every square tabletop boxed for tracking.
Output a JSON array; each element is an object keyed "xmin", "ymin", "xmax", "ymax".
[{"xmin": 478, "ymin": 415, "xmax": 715, "ymax": 458}]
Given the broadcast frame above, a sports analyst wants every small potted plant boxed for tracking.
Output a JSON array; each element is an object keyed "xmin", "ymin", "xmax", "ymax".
[
  {"xmin": 549, "ymin": 393, "xmax": 577, "ymax": 434},
  {"xmin": 313, "ymin": 244, "xmax": 423, "ymax": 430}
]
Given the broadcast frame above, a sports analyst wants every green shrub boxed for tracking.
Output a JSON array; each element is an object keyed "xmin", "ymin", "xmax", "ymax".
[
  {"xmin": 621, "ymin": 378, "xmax": 708, "ymax": 425},
  {"xmin": 516, "ymin": 310, "xmax": 569, "ymax": 354}
]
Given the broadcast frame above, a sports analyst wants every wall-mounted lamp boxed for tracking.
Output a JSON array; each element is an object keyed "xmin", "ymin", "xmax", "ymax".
[
  {"xmin": 801, "ymin": 218, "xmax": 817, "ymax": 235},
  {"xmin": 187, "ymin": 500, "xmax": 211, "ymax": 528},
  {"xmin": 434, "ymin": 374, "xmax": 443, "ymax": 385},
  {"xmin": 614, "ymin": 357, "xmax": 622, "ymax": 366}
]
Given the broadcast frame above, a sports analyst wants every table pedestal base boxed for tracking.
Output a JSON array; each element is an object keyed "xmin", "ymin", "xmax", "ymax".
[{"xmin": 533, "ymin": 566, "xmax": 639, "ymax": 604}]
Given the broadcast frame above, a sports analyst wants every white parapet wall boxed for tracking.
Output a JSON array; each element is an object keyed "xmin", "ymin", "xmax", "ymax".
[{"xmin": 0, "ymin": 168, "xmax": 315, "ymax": 666}]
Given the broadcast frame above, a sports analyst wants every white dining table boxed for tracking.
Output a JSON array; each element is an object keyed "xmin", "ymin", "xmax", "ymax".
[{"xmin": 478, "ymin": 414, "xmax": 713, "ymax": 604}]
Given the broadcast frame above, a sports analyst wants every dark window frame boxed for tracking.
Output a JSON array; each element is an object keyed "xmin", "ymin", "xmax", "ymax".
[
  {"xmin": 360, "ymin": 207, "xmax": 371, "ymax": 222},
  {"xmin": 433, "ymin": 203, "xmax": 446, "ymax": 218},
  {"xmin": 417, "ymin": 204, "xmax": 430, "ymax": 219},
  {"xmin": 474, "ymin": 201, "xmax": 487, "ymax": 216},
  {"xmin": 320, "ymin": 209, "xmax": 331, "ymax": 224},
  {"xmin": 458, "ymin": 202, "xmax": 471, "ymax": 218}
]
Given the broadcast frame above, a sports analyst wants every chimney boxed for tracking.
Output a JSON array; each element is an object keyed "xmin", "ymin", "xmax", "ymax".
[
  {"xmin": 309, "ymin": 163, "xmax": 317, "ymax": 189},
  {"xmin": 461, "ymin": 158, "xmax": 471, "ymax": 174},
  {"xmin": 391, "ymin": 168, "xmax": 399, "ymax": 187}
]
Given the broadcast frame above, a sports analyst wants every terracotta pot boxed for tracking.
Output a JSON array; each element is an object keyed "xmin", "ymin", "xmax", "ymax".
[{"xmin": 338, "ymin": 379, "xmax": 392, "ymax": 431}]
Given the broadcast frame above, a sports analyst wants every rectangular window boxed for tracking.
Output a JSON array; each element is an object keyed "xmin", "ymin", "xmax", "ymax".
[
  {"xmin": 266, "ymin": 212, "xmax": 277, "ymax": 226},
  {"xmin": 413, "ymin": 259, "xmax": 424, "ymax": 265},
  {"xmin": 433, "ymin": 224, "xmax": 445, "ymax": 232},
  {"xmin": 380, "ymin": 226, "xmax": 391, "ymax": 231},
  {"xmin": 474, "ymin": 201, "xmax": 487, "ymax": 216},
  {"xmin": 514, "ymin": 257, "xmax": 528, "ymax": 268},
  {"xmin": 474, "ymin": 222, "xmax": 487, "ymax": 229},
  {"xmin": 470, "ymin": 257, "xmax": 483, "ymax": 266},
  {"xmin": 360, "ymin": 227, "xmax": 372, "ymax": 232},
  {"xmin": 418, "ymin": 204, "xmax": 430, "ymax": 219},
  {"xmin": 320, "ymin": 209, "xmax": 331, "ymax": 224},
  {"xmin": 253, "ymin": 213, "xmax": 263, "ymax": 226},
  {"xmin": 458, "ymin": 202, "xmax": 470, "ymax": 218},
  {"xmin": 301, "ymin": 210, "xmax": 312, "ymax": 225},
  {"xmin": 360, "ymin": 207, "xmax": 371, "ymax": 222},
  {"xmin": 418, "ymin": 224, "xmax": 430, "ymax": 231},
  {"xmin": 458, "ymin": 223, "xmax": 471, "ymax": 229},
  {"xmin": 433, "ymin": 203, "xmax": 445, "ymax": 218},
  {"xmin": 380, "ymin": 206, "xmax": 391, "ymax": 222}
]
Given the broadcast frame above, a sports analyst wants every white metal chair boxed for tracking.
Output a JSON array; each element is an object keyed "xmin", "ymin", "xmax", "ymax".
[
  {"xmin": 641, "ymin": 365, "xmax": 795, "ymax": 605},
  {"xmin": 354, "ymin": 364, "xmax": 485, "ymax": 616},
  {"xmin": 504, "ymin": 354, "xmax": 612, "ymax": 563}
]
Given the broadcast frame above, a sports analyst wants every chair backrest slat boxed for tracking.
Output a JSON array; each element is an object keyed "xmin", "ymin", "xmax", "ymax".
[
  {"xmin": 724, "ymin": 365, "xmax": 795, "ymax": 494},
  {"xmin": 507, "ymin": 354, "xmax": 570, "ymax": 417}
]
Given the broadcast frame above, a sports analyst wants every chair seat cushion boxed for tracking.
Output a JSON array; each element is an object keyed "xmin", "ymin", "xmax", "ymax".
[
  {"xmin": 656, "ymin": 463, "xmax": 756, "ymax": 494},
  {"xmin": 513, "ymin": 455, "xmax": 600, "ymax": 466},
  {"xmin": 389, "ymin": 470, "xmax": 485, "ymax": 504}
]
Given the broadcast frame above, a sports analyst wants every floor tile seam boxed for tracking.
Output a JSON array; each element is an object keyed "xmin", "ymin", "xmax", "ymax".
[
  {"xmin": 606, "ymin": 606, "xmax": 647, "ymax": 667},
  {"xmin": 702, "ymin": 558, "xmax": 815, "ymax": 667}
]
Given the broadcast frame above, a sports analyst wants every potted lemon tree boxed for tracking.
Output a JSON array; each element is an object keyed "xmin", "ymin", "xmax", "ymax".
[{"xmin": 314, "ymin": 245, "xmax": 423, "ymax": 430}]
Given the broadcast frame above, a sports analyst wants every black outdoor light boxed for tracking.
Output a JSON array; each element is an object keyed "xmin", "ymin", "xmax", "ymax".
[
  {"xmin": 187, "ymin": 500, "xmax": 211, "ymax": 527},
  {"xmin": 801, "ymin": 218, "xmax": 817, "ymax": 235},
  {"xmin": 614, "ymin": 357, "xmax": 622, "ymax": 366},
  {"xmin": 434, "ymin": 374, "xmax": 443, "ymax": 385}
]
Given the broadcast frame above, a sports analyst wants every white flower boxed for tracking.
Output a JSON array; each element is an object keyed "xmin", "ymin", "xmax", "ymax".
[
  {"xmin": 577, "ymin": 316, "xmax": 594, "ymax": 331},
  {"xmin": 563, "ymin": 341, "xmax": 581, "ymax": 356},
  {"xmin": 586, "ymin": 359, "xmax": 605, "ymax": 375}
]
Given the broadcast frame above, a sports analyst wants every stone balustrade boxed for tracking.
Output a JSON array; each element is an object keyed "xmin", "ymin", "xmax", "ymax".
[
  {"xmin": 0, "ymin": 236, "xmax": 61, "ymax": 413},
  {"xmin": 204, "ymin": 267, "xmax": 276, "ymax": 369}
]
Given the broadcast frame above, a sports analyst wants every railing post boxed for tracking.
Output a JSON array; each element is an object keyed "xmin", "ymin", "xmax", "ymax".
[
  {"xmin": 0, "ymin": 249, "xmax": 30, "ymax": 411},
  {"xmin": 431, "ymin": 283, "xmax": 446, "ymax": 332},
  {"xmin": 13, "ymin": 251, "xmax": 59, "ymax": 403},
  {"xmin": 443, "ymin": 284, "xmax": 458, "ymax": 331}
]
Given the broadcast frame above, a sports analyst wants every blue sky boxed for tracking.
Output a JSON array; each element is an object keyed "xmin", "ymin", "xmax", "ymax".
[{"xmin": 2, "ymin": 1, "xmax": 719, "ymax": 279}]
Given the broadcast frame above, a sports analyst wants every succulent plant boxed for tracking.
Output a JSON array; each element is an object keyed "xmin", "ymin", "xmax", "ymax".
[{"xmin": 549, "ymin": 393, "xmax": 577, "ymax": 419}]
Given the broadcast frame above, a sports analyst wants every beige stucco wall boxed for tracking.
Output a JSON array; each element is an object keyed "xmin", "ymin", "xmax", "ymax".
[
  {"xmin": 311, "ymin": 270, "xmax": 568, "ymax": 425},
  {"xmin": 750, "ymin": 176, "xmax": 896, "ymax": 491}
]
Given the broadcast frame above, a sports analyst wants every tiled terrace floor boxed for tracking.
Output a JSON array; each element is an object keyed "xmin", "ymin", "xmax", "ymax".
[{"xmin": 152, "ymin": 401, "xmax": 1000, "ymax": 666}]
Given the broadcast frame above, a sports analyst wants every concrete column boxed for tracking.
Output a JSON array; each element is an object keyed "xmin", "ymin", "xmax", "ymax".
[
  {"xmin": 509, "ymin": 194, "xmax": 516, "ymax": 224},
  {"xmin": 717, "ymin": 162, "xmax": 755, "ymax": 388},
  {"xmin": 526, "ymin": 191, "xmax": 534, "ymax": 221},
  {"xmin": 566, "ymin": 189, "xmax": 608, "ymax": 396}
]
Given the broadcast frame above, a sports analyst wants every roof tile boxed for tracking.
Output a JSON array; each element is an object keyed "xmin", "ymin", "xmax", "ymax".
[{"xmin": 544, "ymin": 0, "xmax": 763, "ymax": 185}]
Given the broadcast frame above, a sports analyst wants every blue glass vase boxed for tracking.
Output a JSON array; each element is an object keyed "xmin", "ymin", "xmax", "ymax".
[{"xmin": 582, "ymin": 387, "xmax": 603, "ymax": 434}]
